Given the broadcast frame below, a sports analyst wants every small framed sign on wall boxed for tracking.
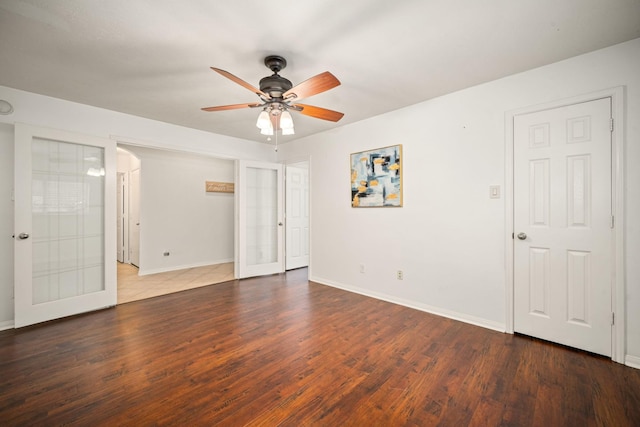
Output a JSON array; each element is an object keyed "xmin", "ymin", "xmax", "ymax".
[
  {"xmin": 205, "ymin": 181, "xmax": 234, "ymax": 193},
  {"xmin": 350, "ymin": 144, "xmax": 402, "ymax": 207}
]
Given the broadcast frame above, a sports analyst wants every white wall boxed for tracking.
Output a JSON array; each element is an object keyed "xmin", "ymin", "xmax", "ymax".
[
  {"xmin": 278, "ymin": 38, "xmax": 640, "ymax": 365},
  {"xmin": 0, "ymin": 123, "xmax": 14, "ymax": 328},
  {"xmin": 118, "ymin": 145, "xmax": 235, "ymax": 275}
]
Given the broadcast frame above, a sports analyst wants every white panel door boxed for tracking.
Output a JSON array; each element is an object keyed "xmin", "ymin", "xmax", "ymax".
[
  {"xmin": 117, "ymin": 172, "xmax": 124, "ymax": 263},
  {"xmin": 285, "ymin": 164, "xmax": 309, "ymax": 270},
  {"xmin": 14, "ymin": 124, "xmax": 116, "ymax": 328},
  {"xmin": 236, "ymin": 160, "xmax": 284, "ymax": 279},
  {"xmin": 129, "ymin": 168, "xmax": 140, "ymax": 267},
  {"xmin": 514, "ymin": 97, "xmax": 612, "ymax": 356}
]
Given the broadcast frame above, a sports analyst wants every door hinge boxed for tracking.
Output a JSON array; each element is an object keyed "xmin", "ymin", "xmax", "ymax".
[
  {"xmin": 610, "ymin": 215, "xmax": 615, "ymax": 229},
  {"xmin": 610, "ymin": 118, "xmax": 614, "ymax": 132},
  {"xmin": 512, "ymin": 232, "xmax": 514, "ymax": 239},
  {"xmin": 611, "ymin": 312, "xmax": 615, "ymax": 326}
]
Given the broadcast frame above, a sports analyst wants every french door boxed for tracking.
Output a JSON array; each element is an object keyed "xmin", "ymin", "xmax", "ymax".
[
  {"xmin": 236, "ymin": 160, "xmax": 284, "ymax": 279},
  {"xmin": 14, "ymin": 124, "xmax": 116, "ymax": 328}
]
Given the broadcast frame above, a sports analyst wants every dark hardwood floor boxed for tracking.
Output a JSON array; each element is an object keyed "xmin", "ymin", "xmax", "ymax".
[{"xmin": 1, "ymin": 268, "xmax": 639, "ymax": 426}]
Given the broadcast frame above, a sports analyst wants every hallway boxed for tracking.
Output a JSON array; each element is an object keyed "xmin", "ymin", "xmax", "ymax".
[{"xmin": 117, "ymin": 262, "xmax": 234, "ymax": 304}]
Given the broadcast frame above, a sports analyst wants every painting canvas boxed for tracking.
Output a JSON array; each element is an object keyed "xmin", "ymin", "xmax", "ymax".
[{"xmin": 351, "ymin": 145, "xmax": 402, "ymax": 207}]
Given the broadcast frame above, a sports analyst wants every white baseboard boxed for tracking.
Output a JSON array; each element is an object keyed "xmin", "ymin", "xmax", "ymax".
[
  {"xmin": 0, "ymin": 319, "xmax": 14, "ymax": 331},
  {"xmin": 137, "ymin": 258, "xmax": 234, "ymax": 276},
  {"xmin": 626, "ymin": 355, "xmax": 640, "ymax": 370},
  {"xmin": 310, "ymin": 275, "xmax": 506, "ymax": 333}
]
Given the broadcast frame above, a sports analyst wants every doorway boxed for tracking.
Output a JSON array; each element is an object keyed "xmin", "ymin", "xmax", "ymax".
[{"xmin": 115, "ymin": 145, "xmax": 237, "ymax": 304}]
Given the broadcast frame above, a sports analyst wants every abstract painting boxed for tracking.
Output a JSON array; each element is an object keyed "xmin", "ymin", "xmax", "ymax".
[{"xmin": 350, "ymin": 145, "xmax": 402, "ymax": 207}]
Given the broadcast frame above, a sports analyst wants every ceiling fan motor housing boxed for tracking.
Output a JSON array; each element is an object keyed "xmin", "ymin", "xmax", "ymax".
[
  {"xmin": 259, "ymin": 74, "xmax": 292, "ymax": 98},
  {"xmin": 260, "ymin": 55, "xmax": 293, "ymax": 98}
]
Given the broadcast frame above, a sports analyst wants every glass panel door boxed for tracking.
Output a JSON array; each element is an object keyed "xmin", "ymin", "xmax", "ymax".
[
  {"xmin": 236, "ymin": 160, "xmax": 283, "ymax": 278},
  {"xmin": 31, "ymin": 138, "xmax": 106, "ymax": 303},
  {"xmin": 14, "ymin": 124, "xmax": 116, "ymax": 327}
]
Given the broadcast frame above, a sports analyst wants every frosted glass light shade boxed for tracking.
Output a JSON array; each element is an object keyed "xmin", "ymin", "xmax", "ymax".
[
  {"xmin": 256, "ymin": 110, "xmax": 271, "ymax": 129},
  {"xmin": 280, "ymin": 111, "xmax": 294, "ymax": 129}
]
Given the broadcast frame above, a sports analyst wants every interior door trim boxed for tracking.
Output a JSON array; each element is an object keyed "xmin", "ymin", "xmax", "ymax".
[{"xmin": 504, "ymin": 87, "xmax": 625, "ymax": 364}]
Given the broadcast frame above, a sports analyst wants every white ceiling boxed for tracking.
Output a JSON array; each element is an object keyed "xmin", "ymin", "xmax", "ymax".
[{"xmin": 1, "ymin": 0, "xmax": 639, "ymax": 143}]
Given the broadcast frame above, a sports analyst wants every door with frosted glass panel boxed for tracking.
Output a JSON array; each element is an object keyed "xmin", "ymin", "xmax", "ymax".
[
  {"xmin": 236, "ymin": 160, "xmax": 284, "ymax": 278},
  {"xmin": 14, "ymin": 124, "xmax": 116, "ymax": 328}
]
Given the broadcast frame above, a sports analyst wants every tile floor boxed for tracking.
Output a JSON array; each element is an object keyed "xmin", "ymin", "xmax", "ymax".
[{"xmin": 117, "ymin": 262, "xmax": 235, "ymax": 304}]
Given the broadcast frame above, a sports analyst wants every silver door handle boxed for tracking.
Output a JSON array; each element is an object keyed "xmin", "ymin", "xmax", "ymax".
[
  {"xmin": 517, "ymin": 232, "xmax": 527, "ymax": 240},
  {"xmin": 278, "ymin": 222, "xmax": 283, "ymax": 226},
  {"xmin": 18, "ymin": 232, "xmax": 29, "ymax": 240}
]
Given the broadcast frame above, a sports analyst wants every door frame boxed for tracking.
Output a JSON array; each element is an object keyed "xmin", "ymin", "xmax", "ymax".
[{"xmin": 505, "ymin": 87, "xmax": 625, "ymax": 363}]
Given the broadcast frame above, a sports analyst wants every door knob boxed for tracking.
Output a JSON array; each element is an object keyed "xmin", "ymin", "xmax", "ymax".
[
  {"xmin": 517, "ymin": 232, "xmax": 527, "ymax": 240},
  {"xmin": 18, "ymin": 232, "xmax": 29, "ymax": 240}
]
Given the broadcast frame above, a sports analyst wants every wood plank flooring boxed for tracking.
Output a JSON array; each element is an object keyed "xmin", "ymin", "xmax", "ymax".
[{"xmin": 1, "ymin": 268, "xmax": 639, "ymax": 426}]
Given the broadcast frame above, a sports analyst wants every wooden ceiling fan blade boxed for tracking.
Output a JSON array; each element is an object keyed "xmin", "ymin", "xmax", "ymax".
[
  {"xmin": 211, "ymin": 67, "xmax": 270, "ymax": 99},
  {"xmin": 293, "ymin": 104, "xmax": 344, "ymax": 122},
  {"xmin": 201, "ymin": 102, "xmax": 261, "ymax": 112},
  {"xmin": 283, "ymin": 71, "xmax": 340, "ymax": 100}
]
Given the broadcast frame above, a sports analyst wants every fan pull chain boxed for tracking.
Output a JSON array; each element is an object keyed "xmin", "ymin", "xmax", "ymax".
[{"xmin": 275, "ymin": 115, "xmax": 279, "ymax": 152}]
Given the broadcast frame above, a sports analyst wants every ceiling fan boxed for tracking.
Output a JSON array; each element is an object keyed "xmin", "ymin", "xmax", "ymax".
[{"xmin": 201, "ymin": 55, "xmax": 344, "ymax": 135}]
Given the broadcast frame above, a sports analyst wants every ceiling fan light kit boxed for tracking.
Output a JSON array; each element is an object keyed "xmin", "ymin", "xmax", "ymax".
[
  {"xmin": 202, "ymin": 55, "xmax": 344, "ymax": 137},
  {"xmin": 280, "ymin": 110, "xmax": 294, "ymax": 129},
  {"xmin": 256, "ymin": 110, "xmax": 271, "ymax": 129}
]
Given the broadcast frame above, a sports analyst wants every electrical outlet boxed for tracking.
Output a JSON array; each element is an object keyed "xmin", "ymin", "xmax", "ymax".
[
  {"xmin": 360, "ymin": 264, "xmax": 365, "ymax": 273},
  {"xmin": 397, "ymin": 270, "xmax": 403, "ymax": 280},
  {"xmin": 163, "ymin": 251, "xmax": 170, "ymax": 256}
]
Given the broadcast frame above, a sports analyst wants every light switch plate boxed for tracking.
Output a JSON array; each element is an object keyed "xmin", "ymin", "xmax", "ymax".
[{"xmin": 489, "ymin": 185, "xmax": 500, "ymax": 199}]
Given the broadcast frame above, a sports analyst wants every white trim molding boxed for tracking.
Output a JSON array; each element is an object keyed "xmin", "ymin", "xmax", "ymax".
[
  {"xmin": 504, "ymin": 86, "xmax": 626, "ymax": 364},
  {"xmin": 312, "ymin": 275, "xmax": 506, "ymax": 333},
  {"xmin": 137, "ymin": 259, "xmax": 234, "ymax": 276},
  {"xmin": 0, "ymin": 320, "xmax": 14, "ymax": 331},
  {"xmin": 626, "ymin": 355, "xmax": 640, "ymax": 370}
]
